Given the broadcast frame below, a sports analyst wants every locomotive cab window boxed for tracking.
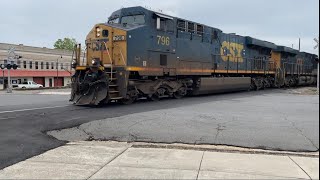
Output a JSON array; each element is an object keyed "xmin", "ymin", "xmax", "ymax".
[
  {"xmin": 121, "ymin": 14, "xmax": 145, "ymax": 25},
  {"xmin": 108, "ymin": 17, "xmax": 120, "ymax": 24}
]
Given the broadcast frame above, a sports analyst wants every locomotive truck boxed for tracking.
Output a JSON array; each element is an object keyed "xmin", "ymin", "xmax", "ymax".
[{"xmin": 70, "ymin": 6, "xmax": 318, "ymax": 105}]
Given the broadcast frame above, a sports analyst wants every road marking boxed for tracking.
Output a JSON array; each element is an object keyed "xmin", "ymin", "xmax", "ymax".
[
  {"xmin": 38, "ymin": 92, "xmax": 71, "ymax": 95},
  {"xmin": 0, "ymin": 105, "xmax": 70, "ymax": 114}
]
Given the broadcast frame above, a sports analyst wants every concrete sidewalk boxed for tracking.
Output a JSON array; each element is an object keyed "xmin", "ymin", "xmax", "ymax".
[{"xmin": 0, "ymin": 141, "xmax": 318, "ymax": 180}]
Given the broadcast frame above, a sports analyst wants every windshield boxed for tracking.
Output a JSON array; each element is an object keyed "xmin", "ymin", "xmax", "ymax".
[
  {"xmin": 121, "ymin": 14, "xmax": 145, "ymax": 25},
  {"xmin": 108, "ymin": 17, "xmax": 120, "ymax": 24}
]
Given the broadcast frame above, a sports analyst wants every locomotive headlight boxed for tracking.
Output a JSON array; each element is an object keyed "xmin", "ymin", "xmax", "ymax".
[
  {"xmin": 71, "ymin": 59, "xmax": 77, "ymax": 69},
  {"xmin": 96, "ymin": 27, "xmax": 101, "ymax": 37},
  {"xmin": 91, "ymin": 59, "xmax": 100, "ymax": 66}
]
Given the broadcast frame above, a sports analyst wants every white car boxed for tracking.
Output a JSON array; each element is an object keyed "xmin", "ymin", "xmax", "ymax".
[{"xmin": 13, "ymin": 81, "xmax": 43, "ymax": 89}]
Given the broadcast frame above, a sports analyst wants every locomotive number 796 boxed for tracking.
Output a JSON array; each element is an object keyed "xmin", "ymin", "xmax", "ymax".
[{"xmin": 157, "ymin": 35, "xmax": 170, "ymax": 46}]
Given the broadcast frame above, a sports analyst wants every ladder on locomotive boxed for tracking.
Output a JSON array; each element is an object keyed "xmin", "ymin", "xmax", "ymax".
[
  {"xmin": 275, "ymin": 62, "xmax": 285, "ymax": 87},
  {"xmin": 103, "ymin": 42, "xmax": 123, "ymax": 101},
  {"xmin": 105, "ymin": 67, "xmax": 122, "ymax": 101}
]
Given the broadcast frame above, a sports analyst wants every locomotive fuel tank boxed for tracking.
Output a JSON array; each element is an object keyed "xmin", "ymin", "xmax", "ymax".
[{"xmin": 192, "ymin": 77, "xmax": 251, "ymax": 95}]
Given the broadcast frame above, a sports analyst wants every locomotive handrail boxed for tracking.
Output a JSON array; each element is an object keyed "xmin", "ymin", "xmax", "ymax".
[
  {"xmin": 211, "ymin": 54, "xmax": 277, "ymax": 74},
  {"xmin": 114, "ymin": 43, "xmax": 127, "ymax": 66},
  {"xmin": 103, "ymin": 41, "xmax": 114, "ymax": 81}
]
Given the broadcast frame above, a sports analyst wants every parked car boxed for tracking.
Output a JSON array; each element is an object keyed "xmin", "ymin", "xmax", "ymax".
[{"xmin": 12, "ymin": 81, "xmax": 43, "ymax": 89}]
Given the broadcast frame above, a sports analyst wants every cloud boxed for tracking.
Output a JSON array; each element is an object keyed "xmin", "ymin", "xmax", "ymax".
[{"xmin": 0, "ymin": 0, "xmax": 318, "ymax": 54}]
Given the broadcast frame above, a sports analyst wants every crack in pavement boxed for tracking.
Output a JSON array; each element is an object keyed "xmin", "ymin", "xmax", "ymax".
[
  {"xmin": 272, "ymin": 107, "xmax": 319, "ymax": 151},
  {"xmin": 285, "ymin": 116, "xmax": 319, "ymax": 151},
  {"xmin": 77, "ymin": 126, "xmax": 94, "ymax": 141},
  {"xmin": 126, "ymin": 117, "xmax": 158, "ymax": 131},
  {"xmin": 213, "ymin": 118, "xmax": 236, "ymax": 144}
]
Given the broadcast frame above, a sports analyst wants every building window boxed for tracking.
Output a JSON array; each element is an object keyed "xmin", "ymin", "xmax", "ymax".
[
  {"xmin": 23, "ymin": 61, "xmax": 27, "ymax": 69},
  {"xmin": 29, "ymin": 61, "xmax": 33, "ymax": 69},
  {"xmin": 40, "ymin": 62, "xmax": 44, "ymax": 69},
  {"xmin": 35, "ymin": 62, "xmax": 39, "ymax": 69},
  {"xmin": 60, "ymin": 63, "xmax": 64, "ymax": 69},
  {"xmin": 51, "ymin": 62, "xmax": 54, "ymax": 69},
  {"xmin": 46, "ymin": 62, "xmax": 49, "ymax": 69},
  {"xmin": 56, "ymin": 62, "xmax": 58, "ymax": 70},
  {"xmin": 4, "ymin": 60, "xmax": 8, "ymax": 65}
]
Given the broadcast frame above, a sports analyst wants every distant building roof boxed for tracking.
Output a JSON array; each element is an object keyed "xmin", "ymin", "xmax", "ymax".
[{"xmin": 0, "ymin": 43, "xmax": 73, "ymax": 56}]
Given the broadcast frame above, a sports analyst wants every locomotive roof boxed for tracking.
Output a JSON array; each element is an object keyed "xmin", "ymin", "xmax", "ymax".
[
  {"xmin": 107, "ymin": 6, "xmax": 316, "ymax": 56},
  {"xmin": 108, "ymin": 6, "xmax": 222, "ymax": 32}
]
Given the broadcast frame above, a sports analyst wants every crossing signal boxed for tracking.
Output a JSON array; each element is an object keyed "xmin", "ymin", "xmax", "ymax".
[
  {"xmin": 13, "ymin": 64, "xmax": 18, "ymax": 70},
  {"xmin": 0, "ymin": 64, "xmax": 18, "ymax": 70},
  {"xmin": 6, "ymin": 64, "xmax": 12, "ymax": 70}
]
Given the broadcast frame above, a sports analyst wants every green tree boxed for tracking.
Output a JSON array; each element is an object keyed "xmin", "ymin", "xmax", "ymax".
[{"xmin": 54, "ymin": 38, "xmax": 77, "ymax": 51}]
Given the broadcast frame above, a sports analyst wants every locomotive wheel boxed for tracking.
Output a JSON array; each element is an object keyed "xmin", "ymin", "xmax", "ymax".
[
  {"xmin": 250, "ymin": 79, "xmax": 257, "ymax": 91},
  {"xmin": 173, "ymin": 87, "xmax": 187, "ymax": 99},
  {"xmin": 121, "ymin": 96, "xmax": 134, "ymax": 105},
  {"xmin": 121, "ymin": 90, "xmax": 136, "ymax": 105},
  {"xmin": 150, "ymin": 87, "xmax": 166, "ymax": 101},
  {"xmin": 150, "ymin": 94, "xmax": 160, "ymax": 101}
]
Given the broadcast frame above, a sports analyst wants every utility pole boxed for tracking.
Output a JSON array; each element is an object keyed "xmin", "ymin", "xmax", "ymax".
[
  {"xmin": 56, "ymin": 55, "xmax": 62, "ymax": 87},
  {"xmin": 314, "ymin": 37, "xmax": 319, "ymax": 94}
]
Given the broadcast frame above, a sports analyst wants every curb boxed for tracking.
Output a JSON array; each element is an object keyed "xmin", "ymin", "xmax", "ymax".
[{"xmin": 128, "ymin": 142, "xmax": 319, "ymax": 158}]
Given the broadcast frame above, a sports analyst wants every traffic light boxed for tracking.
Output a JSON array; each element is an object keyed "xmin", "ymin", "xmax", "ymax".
[
  {"xmin": 13, "ymin": 64, "xmax": 18, "ymax": 70},
  {"xmin": 0, "ymin": 64, "xmax": 18, "ymax": 70},
  {"xmin": 6, "ymin": 64, "xmax": 12, "ymax": 70}
]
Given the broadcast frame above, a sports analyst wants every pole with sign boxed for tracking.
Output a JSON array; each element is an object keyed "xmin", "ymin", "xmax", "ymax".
[
  {"xmin": 2, "ymin": 47, "xmax": 22, "ymax": 93},
  {"xmin": 314, "ymin": 37, "xmax": 319, "ymax": 94}
]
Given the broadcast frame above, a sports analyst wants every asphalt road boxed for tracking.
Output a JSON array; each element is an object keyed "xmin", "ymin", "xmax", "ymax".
[{"xmin": 0, "ymin": 89, "xmax": 319, "ymax": 169}]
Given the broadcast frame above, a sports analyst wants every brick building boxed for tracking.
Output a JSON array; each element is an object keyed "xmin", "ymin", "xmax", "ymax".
[{"xmin": 0, "ymin": 43, "xmax": 76, "ymax": 90}]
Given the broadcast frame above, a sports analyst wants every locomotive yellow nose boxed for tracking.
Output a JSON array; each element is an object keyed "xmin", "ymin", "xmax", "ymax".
[{"xmin": 86, "ymin": 24, "xmax": 127, "ymax": 67}]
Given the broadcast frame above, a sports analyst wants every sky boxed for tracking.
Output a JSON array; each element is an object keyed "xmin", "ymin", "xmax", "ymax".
[{"xmin": 0, "ymin": 0, "xmax": 319, "ymax": 54}]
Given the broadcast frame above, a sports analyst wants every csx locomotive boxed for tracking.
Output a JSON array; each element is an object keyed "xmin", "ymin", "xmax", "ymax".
[{"xmin": 70, "ymin": 6, "xmax": 318, "ymax": 105}]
